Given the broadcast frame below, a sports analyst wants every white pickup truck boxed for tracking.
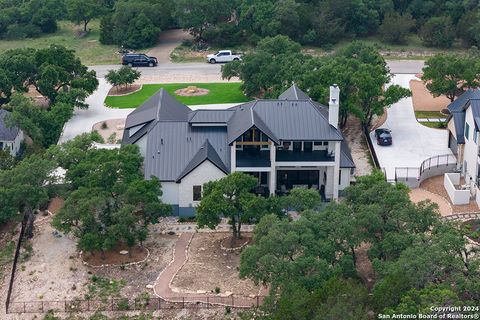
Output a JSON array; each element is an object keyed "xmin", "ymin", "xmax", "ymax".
[{"xmin": 206, "ymin": 50, "xmax": 242, "ymax": 64}]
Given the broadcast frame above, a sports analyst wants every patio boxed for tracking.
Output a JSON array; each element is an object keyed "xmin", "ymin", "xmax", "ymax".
[{"xmin": 413, "ymin": 175, "xmax": 480, "ymax": 214}]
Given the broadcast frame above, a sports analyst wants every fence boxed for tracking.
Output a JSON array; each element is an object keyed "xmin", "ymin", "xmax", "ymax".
[
  {"xmin": 363, "ymin": 128, "xmax": 380, "ymax": 168},
  {"xmin": 7, "ymin": 296, "xmax": 266, "ymax": 314},
  {"xmin": 5, "ymin": 214, "xmax": 27, "ymax": 314},
  {"xmin": 391, "ymin": 154, "xmax": 457, "ymax": 188}
]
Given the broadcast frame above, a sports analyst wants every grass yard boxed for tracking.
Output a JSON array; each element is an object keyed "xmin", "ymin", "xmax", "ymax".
[
  {"xmin": 104, "ymin": 82, "xmax": 250, "ymax": 108},
  {"xmin": 418, "ymin": 121, "xmax": 447, "ymax": 129},
  {"xmin": 0, "ymin": 20, "xmax": 123, "ymax": 65},
  {"xmin": 414, "ymin": 111, "xmax": 448, "ymax": 119}
]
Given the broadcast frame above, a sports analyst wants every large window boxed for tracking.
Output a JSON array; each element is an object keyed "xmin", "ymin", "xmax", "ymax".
[
  {"xmin": 465, "ymin": 123, "xmax": 470, "ymax": 141},
  {"xmin": 304, "ymin": 141, "xmax": 313, "ymax": 152},
  {"xmin": 475, "ymin": 128, "xmax": 478, "ymax": 144},
  {"xmin": 293, "ymin": 141, "xmax": 302, "ymax": 152},
  {"xmin": 193, "ymin": 185, "xmax": 202, "ymax": 201}
]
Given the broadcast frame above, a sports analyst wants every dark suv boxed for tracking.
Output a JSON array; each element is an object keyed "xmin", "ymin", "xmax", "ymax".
[
  {"xmin": 121, "ymin": 54, "xmax": 158, "ymax": 67},
  {"xmin": 374, "ymin": 128, "xmax": 392, "ymax": 146}
]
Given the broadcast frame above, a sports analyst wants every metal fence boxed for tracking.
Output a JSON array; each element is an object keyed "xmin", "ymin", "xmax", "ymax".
[
  {"xmin": 7, "ymin": 296, "xmax": 266, "ymax": 314},
  {"xmin": 392, "ymin": 154, "xmax": 457, "ymax": 184},
  {"xmin": 5, "ymin": 214, "xmax": 27, "ymax": 314}
]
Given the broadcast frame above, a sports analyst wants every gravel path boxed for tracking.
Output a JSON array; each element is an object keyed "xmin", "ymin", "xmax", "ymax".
[{"xmin": 146, "ymin": 29, "xmax": 192, "ymax": 64}]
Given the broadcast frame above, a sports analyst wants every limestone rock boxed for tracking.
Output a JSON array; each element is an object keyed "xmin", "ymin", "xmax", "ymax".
[
  {"xmin": 196, "ymin": 290, "xmax": 207, "ymax": 294},
  {"xmin": 146, "ymin": 284, "xmax": 154, "ymax": 289},
  {"xmin": 119, "ymin": 250, "xmax": 128, "ymax": 255}
]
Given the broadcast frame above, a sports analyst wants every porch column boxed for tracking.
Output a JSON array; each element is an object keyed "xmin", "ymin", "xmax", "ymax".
[
  {"xmin": 333, "ymin": 141, "xmax": 341, "ymax": 200},
  {"xmin": 231, "ymin": 142, "xmax": 236, "ymax": 173},
  {"xmin": 269, "ymin": 142, "xmax": 276, "ymax": 195}
]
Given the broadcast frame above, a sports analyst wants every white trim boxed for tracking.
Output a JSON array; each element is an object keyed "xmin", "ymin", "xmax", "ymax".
[
  {"xmin": 276, "ymin": 161, "xmax": 335, "ymax": 167},
  {"xmin": 235, "ymin": 167, "xmax": 271, "ymax": 172}
]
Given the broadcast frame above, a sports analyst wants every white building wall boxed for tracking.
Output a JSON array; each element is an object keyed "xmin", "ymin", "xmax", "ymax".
[
  {"xmin": 160, "ymin": 182, "xmax": 179, "ymax": 205},
  {"xmin": 136, "ymin": 135, "xmax": 148, "ymax": 159},
  {"xmin": 462, "ymin": 107, "xmax": 478, "ymax": 190},
  {"xmin": 325, "ymin": 166, "xmax": 334, "ymax": 198},
  {"xmin": 339, "ymin": 168, "xmax": 351, "ymax": 190},
  {"xmin": 0, "ymin": 130, "xmax": 23, "ymax": 157},
  {"xmin": 178, "ymin": 160, "xmax": 226, "ymax": 207}
]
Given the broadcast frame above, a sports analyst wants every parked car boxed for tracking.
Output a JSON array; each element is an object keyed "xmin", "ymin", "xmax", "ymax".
[
  {"xmin": 375, "ymin": 128, "xmax": 392, "ymax": 146},
  {"xmin": 121, "ymin": 54, "xmax": 158, "ymax": 67},
  {"xmin": 206, "ymin": 50, "xmax": 242, "ymax": 64}
]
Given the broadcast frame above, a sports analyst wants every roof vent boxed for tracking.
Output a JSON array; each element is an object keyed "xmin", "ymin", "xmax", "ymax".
[
  {"xmin": 160, "ymin": 138, "xmax": 164, "ymax": 145},
  {"xmin": 157, "ymin": 150, "xmax": 160, "ymax": 154}
]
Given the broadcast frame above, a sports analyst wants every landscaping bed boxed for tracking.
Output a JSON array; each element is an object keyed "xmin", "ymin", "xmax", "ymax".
[
  {"xmin": 171, "ymin": 232, "xmax": 264, "ymax": 296},
  {"xmin": 104, "ymin": 83, "xmax": 249, "ymax": 108},
  {"xmin": 410, "ymin": 79, "xmax": 450, "ymax": 112},
  {"xmin": 463, "ymin": 219, "xmax": 480, "ymax": 243},
  {"xmin": 82, "ymin": 244, "xmax": 148, "ymax": 267}
]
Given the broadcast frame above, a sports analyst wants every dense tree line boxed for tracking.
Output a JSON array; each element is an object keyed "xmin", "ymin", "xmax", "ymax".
[
  {"xmin": 239, "ymin": 172, "xmax": 480, "ymax": 319},
  {"xmin": 176, "ymin": 0, "xmax": 480, "ymax": 49}
]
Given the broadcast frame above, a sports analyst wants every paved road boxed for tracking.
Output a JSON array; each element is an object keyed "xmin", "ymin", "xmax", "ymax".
[
  {"xmin": 90, "ymin": 60, "xmax": 424, "ymax": 79},
  {"xmin": 370, "ymin": 74, "xmax": 451, "ymax": 181}
]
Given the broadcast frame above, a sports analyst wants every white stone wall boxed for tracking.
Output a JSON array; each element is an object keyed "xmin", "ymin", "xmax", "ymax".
[
  {"xmin": 462, "ymin": 107, "xmax": 478, "ymax": 190},
  {"xmin": 178, "ymin": 160, "xmax": 226, "ymax": 207},
  {"xmin": 160, "ymin": 182, "xmax": 179, "ymax": 205},
  {"xmin": 339, "ymin": 168, "xmax": 352, "ymax": 190}
]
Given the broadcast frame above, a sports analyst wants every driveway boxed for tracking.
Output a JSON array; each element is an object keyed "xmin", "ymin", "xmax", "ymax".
[
  {"xmin": 146, "ymin": 29, "xmax": 192, "ymax": 64},
  {"xmin": 370, "ymin": 74, "xmax": 451, "ymax": 181}
]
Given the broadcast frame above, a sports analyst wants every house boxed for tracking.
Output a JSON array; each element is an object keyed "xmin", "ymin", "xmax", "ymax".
[
  {"xmin": 0, "ymin": 109, "xmax": 23, "ymax": 157},
  {"xmin": 122, "ymin": 84, "xmax": 355, "ymax": 216},
  {"xmin": 446, "ymin": 88, "xmax": 480, "ymax": 205}
]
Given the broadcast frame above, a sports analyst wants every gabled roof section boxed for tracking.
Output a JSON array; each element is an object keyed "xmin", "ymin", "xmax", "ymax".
[
  {"xmin": 468, "ymin": 99, "xmax": 480, "ymax": 130},
  {"xmin": 176, "ymin": 139, "xmax": 229, "ymax": 182},
  {"xmin": 125, "ymin": 88, "xmax": 190, "ymax": 129},
  {"xmin": 279, "ymin": 84, "xmax": 311, "ymax": 100},
  {"xmin": 227, "ymin": 101, "xmax": 279, "ymax": 144},
  {"xmin": 340, "ymin": 141, "xmax": 355, "ymax": 168},
  {"xmin": 447, "ymin": 89, "xmax": 480, "ymax": 113},
  {"xmin": 0, "ymin": 109, "xmax": 20, "ymax": 141}
]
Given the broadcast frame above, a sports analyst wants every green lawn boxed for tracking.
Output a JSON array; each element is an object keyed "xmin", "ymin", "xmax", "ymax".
[
  {"xmin": 414, "ymin": 111, "xmax": 448, "ymax": 119},
  {"xmin": 418, "ymin": 121, "xmax": 447, "ymax": 129},
  {"xmin": 0, "ymin": 20, "xmax": 125, "ymax": 65},
  {"xmin": 104, "ymin": 83, "xmax": 250, "ymax": 108}
]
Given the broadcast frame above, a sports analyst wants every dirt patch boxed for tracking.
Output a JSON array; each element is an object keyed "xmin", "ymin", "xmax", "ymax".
[
  {"xmin": 9, "ymin": 219, "xmax": 176, "ymax": 303},
  {"xmin": 92, "ymin": 118, "xmax": 125, "ymax": 144},
  {"xmin": 342, "ymin": 117, "xmax": 374, "ymax": 177},
  {"xmin": 83, "ymin": 244, "xmax": 148, "ymax": 267},
  {"xmin": 355, "ymin": 243, "xmax": 375, "ymax": 289},
  {"xmin": 410, "ymin": 79, "xmax": 450, "ymax": 112},
  {"xmin": 107, "ymin": 84, "xmax": 142, "ymax": 96},
  {"xmin": 47, "ymin": 197, "xmax": 64, "ymax": 214},
  {"xmin": 171, "ymin": 233, "xmax": 264, "ymax": 296},
  {"xmin": 175, "ymin": 87, "xmax": 210, "ymax": 96},
  {"xmin": 220, "ymin": 235, "xmax": 250, "ymax": 249},
  {"xmin": 420, "ymin": 175, "xmax": 479, "ymax": 213}
]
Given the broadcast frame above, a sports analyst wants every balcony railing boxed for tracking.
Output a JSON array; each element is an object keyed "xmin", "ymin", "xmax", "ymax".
[
  {"xmin": 236, "ymin": 150, "xmax": 270, "ymax": 167},
  {"xmin": 276, "ymin": 150, "xmax": 334, "ymax": 162}
]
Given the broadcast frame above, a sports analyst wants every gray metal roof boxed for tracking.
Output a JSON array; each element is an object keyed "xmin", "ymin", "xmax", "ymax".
[
  {"xmin": 125, "ymin": 89, "xmax": 190, "ymax": 129},
  {"xmin": 188, "ymin": 109, "xmax": 235, "ymax": 124},
  {"xmin": 447, "ymin": 89, "xmax": 480, "ymax": 113},
  {"xmin": 340, "ymin": 141, "xmax": 355, "ymax": 168},
  {"xmin": 176, "ymin": 139, "xmax": 229, "ymax": 182},
  {"xmin": 279, "ymin": 84, "xmax": 311, "ymax": 100},
  {"xmin": 0, "ymin": 110, "xmax": 20, "ymax": 141},
  {"xmin": 144, "ymin": 122, "xmax": 230, "ymax": 181}
]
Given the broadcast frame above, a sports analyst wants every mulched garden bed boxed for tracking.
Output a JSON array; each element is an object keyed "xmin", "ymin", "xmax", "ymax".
[
  {"xmin": 220, "ymin": 235, "xmax": 251, "ymax": 249},
  {"xmin": 82, "ymin": 243, "xmax": 148, "ymax": 266},
  {"xmin": 107, "ymin": 84, "xmax": 142, "ymax": 96}
]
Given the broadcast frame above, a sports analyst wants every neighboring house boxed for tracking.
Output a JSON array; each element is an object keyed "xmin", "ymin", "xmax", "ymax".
[
  {"xmin": 446, "ymin": 88, "xmax": 480, "ymax": 204},
  {"xmin": 0, "ymin": 109, "xmax": 23, "ymax": 157},
  {"xmin": 123, "ymin": 85, "xmax": 355, "ymax": 216}
]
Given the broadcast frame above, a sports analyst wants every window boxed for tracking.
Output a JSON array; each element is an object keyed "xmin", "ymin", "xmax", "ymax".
[
  {"xmin": 323, "ymin": 141, "xmax": 328, "ymax": 146},
  {"xmin": 193, "ymin": 185, "xmax": 202, "ymax": 201},
  {"xmin": 465, "ymin": 123, "xmax": 470, "ymax": 140},
  {"xmin": 339, "ymin": 170, "xmax": 342, "ymax": 185},
  {"xmin": 282, "ymin": 141, "xmax": 290, "ymax": 150},
  {"xmin": 293, "ymin": 141, "xmax": 302, "ymax": 152},
  {"xmin": 314, "ymin": 142, "xmax": 322, "ymax": 146},
  {"xmin": 304, "ymin": 141, "xmax": 313, "ymax": 152},
  {"xmin": 475, "ymin": 128, "xmax": 478, "ymax": 144}
]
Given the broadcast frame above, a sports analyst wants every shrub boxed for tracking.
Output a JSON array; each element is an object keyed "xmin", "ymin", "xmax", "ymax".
[
  {"xmin": 215, "ymin": 287, "xmax": 221, "ymax": 294},
  {"xmin": 101, "ymin": 122, "xmax": 108, "ymax": 130},
  {"xmin": 379, "ymin": 12, "xmax": 415, "ymax": 44},
  {"xmin": 420, "ymin": 16, "xmax": 455, "ymax": 48}
]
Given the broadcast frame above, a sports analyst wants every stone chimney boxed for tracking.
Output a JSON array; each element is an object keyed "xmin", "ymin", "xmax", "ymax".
[{"xmin": 329, "ymin": 84, "xmax": 340, "ymax": 129}]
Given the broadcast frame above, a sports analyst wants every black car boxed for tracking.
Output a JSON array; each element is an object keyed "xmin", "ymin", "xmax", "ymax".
[
  {"xmin": 375, "ymin": 128, "xmax": 392, "ymax": 146},
  {"xmin": 121, "ymin": 54, "xmax": 158, "ymax": 67}
]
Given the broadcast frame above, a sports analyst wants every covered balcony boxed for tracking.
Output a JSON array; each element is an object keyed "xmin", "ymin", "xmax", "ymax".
[
  {"xmin": 276, "ymin": 149, "xmax": 334, "ymax": 162},
  {"xmin": 236, "ymin": 150, "xmax": 270, "ymax": 167}
]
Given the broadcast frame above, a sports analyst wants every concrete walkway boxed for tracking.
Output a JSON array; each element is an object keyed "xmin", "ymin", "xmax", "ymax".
[
  {"xmin": 370, "ymin": 74, "xmax": 452, "ymax": 181},
  {"xmin": 153, "ymin": 233, "xmax": 261, "ymax": 308}
]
